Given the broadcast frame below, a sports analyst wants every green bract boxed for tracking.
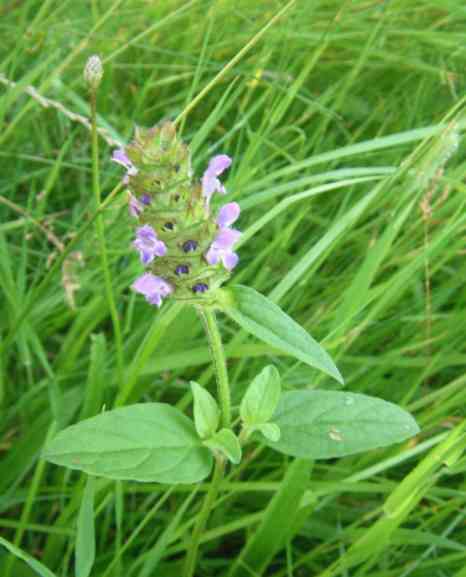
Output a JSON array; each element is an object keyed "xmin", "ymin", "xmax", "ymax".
[{"xmin": 42, "ymin": 404, "xmax": 213, "ymax": 483}]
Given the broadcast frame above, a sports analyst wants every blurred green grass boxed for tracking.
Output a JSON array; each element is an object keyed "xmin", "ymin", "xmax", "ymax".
[{"xmin": 1, "ymin": 1, "xmax": 466, "ymax": 576}]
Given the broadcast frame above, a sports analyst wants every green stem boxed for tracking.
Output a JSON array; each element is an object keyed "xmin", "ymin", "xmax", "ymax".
[
  {"xmin": 90, "ymin": 90, "xmax": 124, "ymax": 385},
  {"xmin": 182, "ymin": 307, "xmax": 231, "ymax": 577},
  {"xmin": 183, "ymin": 457, "xmax": 225, "ymax": 577},
  {"xmin": 198, "ymin": 306, "xmax": 231, "ymax": 428}
]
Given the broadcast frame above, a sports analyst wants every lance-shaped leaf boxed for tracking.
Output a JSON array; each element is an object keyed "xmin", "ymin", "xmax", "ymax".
[
  {"xmin": 218, "ymin": 285, "xmax": 343, "ymax": 384},
  {"xmin": 266, "ymin": 391, "xmax": 419, "ymax": 459},
  {"xmin": 42, "ymin": 404, "xmax": 213, "ymax": 483}
]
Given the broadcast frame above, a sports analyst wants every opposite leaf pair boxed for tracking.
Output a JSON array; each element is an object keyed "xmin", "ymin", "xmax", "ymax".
[
  {"xmin": 190, "ymin": 365, "xmax": 281, "ymax": 464},
  {"xmin": 43, "ymin": 367, "xmax": 419, "ymax": 483},
  {"xmin": 191, "ymin": 381, "xmax": 241, "ymax": 465}
]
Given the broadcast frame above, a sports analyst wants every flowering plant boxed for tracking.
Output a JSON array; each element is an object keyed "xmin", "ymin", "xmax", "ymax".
[{"xmin": 41, "ymin": 57, "xmax": 420, "ymax": 577}]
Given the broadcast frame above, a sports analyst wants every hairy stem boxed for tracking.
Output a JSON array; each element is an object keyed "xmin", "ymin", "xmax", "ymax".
[
  {"xmin": 198, "ymin": 306, "xmax": 231, "ymax": 427},
  {"xmin": 183, "ymin": 307, "xmax": 231, "ymax": 577},
  {"xmin": 183, "ymin": 457, "xmax": 225, "ymax": 577}
]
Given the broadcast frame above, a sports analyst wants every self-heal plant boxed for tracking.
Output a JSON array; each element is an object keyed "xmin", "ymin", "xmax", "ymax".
[{"xmin": 42, "ymin": 57, "xmax": 420, "ymax": 577}]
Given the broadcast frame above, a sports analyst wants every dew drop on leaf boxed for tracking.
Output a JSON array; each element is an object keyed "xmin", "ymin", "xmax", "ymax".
[
  {"xmin": 344, "ymin": 396, "xmax": 354, "ymax": 406},
  {"xmin": 329, "ymin": 427, "xmax": 343, "ymax": 442}
]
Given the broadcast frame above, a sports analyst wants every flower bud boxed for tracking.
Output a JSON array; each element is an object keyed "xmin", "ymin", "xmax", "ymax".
[{"xmin": 84, "ymin": 55, "xmax": 103, "ymax": 90}]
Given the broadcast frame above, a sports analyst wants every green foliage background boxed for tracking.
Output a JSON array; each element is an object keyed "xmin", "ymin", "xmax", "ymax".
[{"xmin": 1, "ymin": 1, "xmax": 465, "ymax": 576}]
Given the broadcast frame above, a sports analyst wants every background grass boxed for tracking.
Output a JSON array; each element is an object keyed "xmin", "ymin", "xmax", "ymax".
[{"xmin": 1, "ymin": 0, "xmax": 466, "ymax": 576}]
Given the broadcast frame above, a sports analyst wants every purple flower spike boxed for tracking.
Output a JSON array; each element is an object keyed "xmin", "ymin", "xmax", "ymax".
[
  {"xmin": 202, "ymin": 154, "xmax": 232, "ymax": 203},
  {"xmin": 112, "ymin": 148, "xmax": 138, "ymax": 178},
  {"xmin": 205, "ymin": 227, "xmax": 241, "ymax": 271},
  {"xmin": 133, "ymin": 225, "xmax": 167, "ymax": 265},
  {"xmin": 132, "ymin": 273, "xmax": 173, "ymax": 307},
  {"xmin": 217, "ymin": 202, "xmax": 240, "ymax": 228}
]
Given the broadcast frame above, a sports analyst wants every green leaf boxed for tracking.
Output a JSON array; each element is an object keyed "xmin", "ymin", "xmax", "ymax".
[
  {"xmin": 0, "ymin": 536, "xmax": 58, "ymax": 577},
  {"xmin": 204, "ymin": 428, "xmax": 242, "ymax": 464},
  {"xmin": 267, "ymin": 391, "xmax": 419, "ymax": 459},
  {"xmin": 75, "ymin": 476, "xmax": 96, "ymax": 577},
  {"xmin": 219, "ymin": 285, "xmax": 343, "ymax": 384},
  {"xmin": 190, "ymin": 381, "xmax": 220, "ymax": 439},
  {"xmin": 42, "ymin": 404, "xmax": 213, "ymax": 483},
  {"xmin": 249, "ymin": 422, "xmax": 281, "ymax": 443},
  {"xmin": 228, "ymin": 459, "xmax": 310, "ymax": 577},
  {"xmin": 240, "ymin": 365, "xmax": 281, "ymax": 426}
]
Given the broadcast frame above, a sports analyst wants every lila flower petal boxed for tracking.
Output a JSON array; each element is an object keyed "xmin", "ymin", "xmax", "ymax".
[
  {"xmin": 112, "ymin": 149, "xmax": 130, "ymax": 167},
  {"xmin": 205, "ymin": 245, "xmax": 239, "ymax": 271},
  {"xmin": 206, "ymin": 154, "xmax": 232, "ymax": 176},
  {"xmin": 205, "ymin": 245, "xmax": 221, "ymax": 266},
  {"xmin": 217, "ymin": 202, "xmax": 240, "ymax": 228},
  {"xmin": 133, "ymin": 225, "xmax": 167, "ymax": 265},
  {"xmin": 132, "ymin": 273, "xmax": 173, "ymax": 307},
  {"xmin": 213, "ymin": 228, "xmax": 241, "ymax": 250},
  {"xmin": 205, "ymin": 226, "xmax": 241, "ymax": 271},
  {"xmin": 202, "ymin": 172, "xmax": 224, "ymax": 199},
  {"xmin": 128, "ymin": 193, "xmax": 144, "ymax": 218},
  {"xmin": 112, "ymin": 148, "xmax": 138, "ymax": 176},
  {"xmin": 202, "ymin": 154, "xmax": 232, "ymax": 202},
  {"xmin": 222, "ymin": 251, "xmax": 239, "ymax": 271}
]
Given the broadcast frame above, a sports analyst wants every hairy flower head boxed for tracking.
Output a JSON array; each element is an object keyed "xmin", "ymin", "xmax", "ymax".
[{"xmin": 113, "ymin": 122, "xmax": 240, "ymax": 307}]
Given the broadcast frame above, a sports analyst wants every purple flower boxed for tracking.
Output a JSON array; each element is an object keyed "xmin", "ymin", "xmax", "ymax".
[
  {"xmin": 128, "ymin": 193, "xmax": 152, "ymax": 218},
  {"xmin": 112, "ymin": 148, "xmax": 138, "ymax": 183},
  {"xmin": 206, "ymin": 227, "xmax": 241, "ymax": 271},
  {"xmin": 202, "ymin": 154, "xmax": 232, "ymax": 203},
  {"xmin": 127, "ymin": 192, "xmax": 152, "ymax": 218},
  {"xmin": 217, "ymin": 202, "xmax": 240, "ymax": 228},
  {"xmin": 132, "ymin": 273, "xmax": 173, "ymax": 307},
  {"xmin": 128, "ymin": 193, "xmax": 144, "ymax": 218},
  {"xmin": 133, "ymin": 225, "xmax": 167, "ymax": 264}
]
